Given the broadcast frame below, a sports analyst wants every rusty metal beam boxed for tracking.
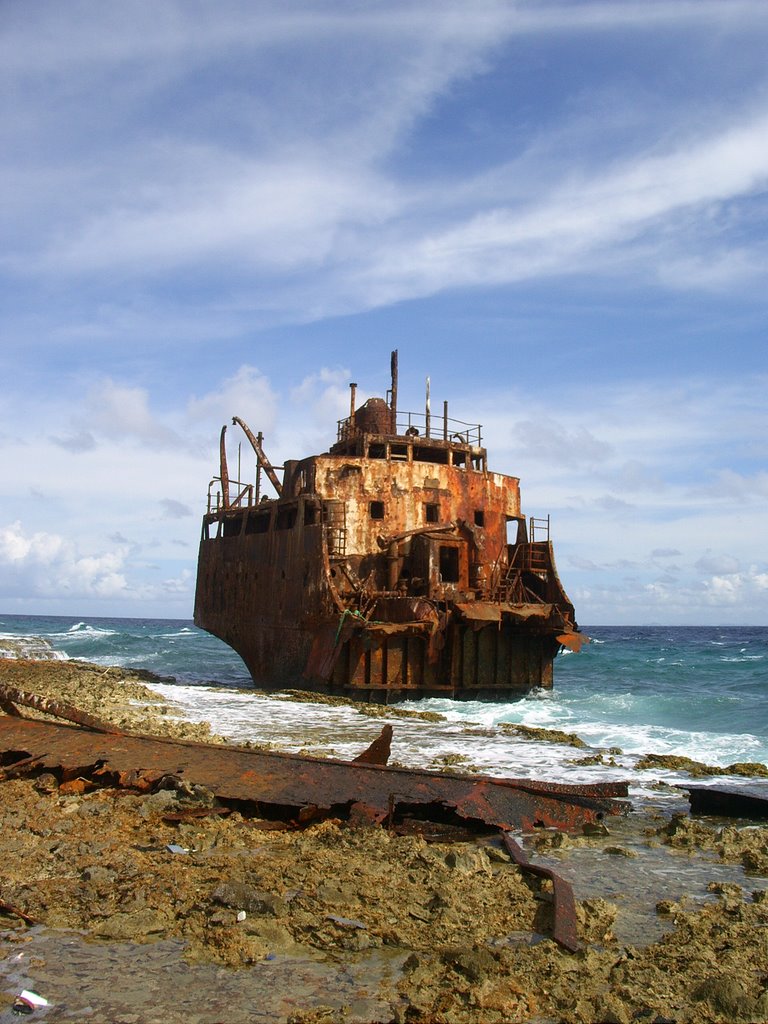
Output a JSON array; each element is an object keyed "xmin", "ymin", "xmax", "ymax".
[
  {"xmin": 682, "ymin": 783, "xmax": 768, "ymax": 818},
  {"xmin": 0, "ymin": 714, "xmax": 628, "ymax": 833},
  {"xmin": 501, "ymin": 832, "xmax": 579, "ymax": 953},
  {"xmin": 0, "ymin": 898, "xmax": 37, "ymax": 926},
  {"xmin": 390, "ymin": 349, "xmax": 398, "ymax": 432},
  {"xmin": 0, "ymin": 685, "xmax": 121, "ymax": 735},
  {"xmin": 232, "ymin": 416, "xmax": 283, "ymax": 497},
  {"xmin": 219, "ymin": 425, "xmax": 230, "ymax": 509}
]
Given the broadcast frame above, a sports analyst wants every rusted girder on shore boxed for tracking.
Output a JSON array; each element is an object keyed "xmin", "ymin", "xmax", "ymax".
[
  {"xmin": 0, "ymin": 714, "xmax": 629, "ymax": 832},
  {"xmin": 501, "ymin": 832, "xmax": 579, "ymax": 953},
  {"xmin": 0, "ymin": 685, "xmax": 121, "ymax": 735},
  {"xmin": 682, "ymin": 783, "xmax": 768, "ymax": 818}
]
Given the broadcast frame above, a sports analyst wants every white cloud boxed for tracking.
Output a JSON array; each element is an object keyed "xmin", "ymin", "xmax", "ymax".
[
  {"xmin": 0, "ymin": 520, "xmax": 129, "ymax": 600},
  {"xmin": 83, "ymin": 378, "xmax": 183, "ymax": 449},
  {"xmin": 187, "ymin": 366, "xmax": 278, "ymax": 435},
  {"xmin": 287, "ymin": 367, "xmax": 352, "ymax": 448},
  {"xmin": 4, "ymin": 1, "xmax": 768, "ymax": 317},
  {"xmin": 695, "ymin": 554, "xmax": 741, "ymax": 575},
  {"xmin": 510, "ymin": 418, "xmax": 613, "ymax": 467},
  {"xmin": 348, "ymin": 108, "xmax": 768, "ymax": 308}
]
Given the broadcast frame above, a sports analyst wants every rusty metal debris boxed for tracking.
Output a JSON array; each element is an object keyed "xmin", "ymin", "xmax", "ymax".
[
  {"xmin": 682, "ymin": 783, "xmax": 768, "ymax": 818},
  {"xmin": 0, "ymin": 714, "xmax": 628, "ymax": 833},
  {"xmin": 0, "ymin": 684, "xmax": 120, "ymax": 735},
  {"xmin": 195, "ymin": 350, "xmax": 585, "ymax": 701},
  {"xmin": 351, "ymin": 723, "xmax": 393, "ymax": 765},
  {"xmin": 0, "ymin": 751, "xmax": 48, "ymax": 782},
  {"xmin": 501, "ymin": 832, "xmax": 579, "ymax": 953},
  {"xmin": 0, "ymin": 898, "xmax": 37, "ymax": 926}
]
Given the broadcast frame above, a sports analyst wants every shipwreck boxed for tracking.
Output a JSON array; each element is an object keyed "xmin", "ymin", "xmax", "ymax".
[{"xmin": 194, "ymin": 352, "xmax": 583, "ymax": 700}]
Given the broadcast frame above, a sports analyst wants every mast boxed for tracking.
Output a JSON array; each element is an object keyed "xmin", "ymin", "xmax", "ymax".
[{"xmin": 390, "ymin": 349, "xmax": 398, "ymax": 433}]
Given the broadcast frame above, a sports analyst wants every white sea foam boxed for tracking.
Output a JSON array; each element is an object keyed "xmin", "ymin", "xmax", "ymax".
[
  {"xmin": 62, "ymin": 623, "xmax": 118, "ymax": 639},
  {"xmin": 0, "ymin": 635, "xmax": 69, "ymax": 660}
]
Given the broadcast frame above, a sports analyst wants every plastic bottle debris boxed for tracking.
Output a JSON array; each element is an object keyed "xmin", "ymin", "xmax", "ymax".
[{"xmin": 13, "ymin": 990, "xmax": 49, "ymax": 1014}]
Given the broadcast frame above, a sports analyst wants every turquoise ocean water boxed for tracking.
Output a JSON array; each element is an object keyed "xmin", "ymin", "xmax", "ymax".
[{"xmin": 1, "ymin": 615, "xmax": 766, "ymax": 788}]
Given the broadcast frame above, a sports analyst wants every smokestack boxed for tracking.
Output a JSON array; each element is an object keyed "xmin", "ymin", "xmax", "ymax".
[{"xmin": 349, "ymin": 382, "xmax": 357, "ymax": 422}]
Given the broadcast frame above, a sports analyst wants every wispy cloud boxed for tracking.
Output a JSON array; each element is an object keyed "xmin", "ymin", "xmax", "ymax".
[
  {"xmin": 2, "ymin": 1, "xmax": 767, "ymax": 621},
  {"xmin": 4, "ymin": 1, "xmax": 768, "ymax": 322}
]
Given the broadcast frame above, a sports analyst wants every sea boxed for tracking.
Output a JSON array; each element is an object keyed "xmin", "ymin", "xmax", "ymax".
[
  {"xmin": 1, "ymin": 614, "xmax": 766, "ymax": 800},
  {"xmin": 1, "ymin": 615, "xmax": 767, "ymax": 1020}
]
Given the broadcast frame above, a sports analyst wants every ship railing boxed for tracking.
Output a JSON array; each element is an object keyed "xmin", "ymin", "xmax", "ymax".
[
  {"xmin": 529, "ymin": 515, "xmax": 550, "ymax": 543},
  {"xmin": 488, "ymin": 568, "xmax": 548, "ymax": 605},
  {"xmin": 206, "ymin": 477, "xmax": 255, "ymax": 514},
  {"xmin": 337, "ymin": 410, "xmax": 482, "ymax": 446}
]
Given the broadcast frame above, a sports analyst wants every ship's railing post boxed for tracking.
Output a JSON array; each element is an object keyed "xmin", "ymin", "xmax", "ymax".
[{"xmin": 529, "ymin": 515, "xmax": 551, "ymax": 543}]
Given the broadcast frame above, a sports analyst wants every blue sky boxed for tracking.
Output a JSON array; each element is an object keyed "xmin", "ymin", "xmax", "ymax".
[{"xmin": 1, "ymin": 0, "xmax": 767, "ymax": 625}]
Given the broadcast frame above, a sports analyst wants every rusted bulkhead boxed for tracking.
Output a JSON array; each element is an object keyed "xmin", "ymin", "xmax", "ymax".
[{"xmin": 195, "ymin": 351, "xmax": 582, "ymax": 700}]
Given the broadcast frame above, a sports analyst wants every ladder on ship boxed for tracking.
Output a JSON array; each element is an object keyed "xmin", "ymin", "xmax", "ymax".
[
  {"xmin": 493, "ymin": 517, "xmax": 552, "ymax": 603},
  {"xmin": 323, "ymin": 500, "xmax": 347, "ymax": 557}
]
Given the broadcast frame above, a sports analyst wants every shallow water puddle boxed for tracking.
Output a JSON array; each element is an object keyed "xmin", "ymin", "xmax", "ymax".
[
  {"xmin": 0, "ymin": 930, "xmax": 404, "ymax": 1024},
  {"xmin": 529, "ymin": 801, "xmax": 768, "ymax": 945}
]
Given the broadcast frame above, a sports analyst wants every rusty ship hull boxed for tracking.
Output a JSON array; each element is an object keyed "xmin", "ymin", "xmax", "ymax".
[{"xmin": 195, "ymin": 352, "xmax": 582, "ymax": 701}]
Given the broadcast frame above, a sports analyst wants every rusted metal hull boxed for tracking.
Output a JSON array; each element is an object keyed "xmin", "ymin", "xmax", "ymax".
[
  {"xmin": 0, "ymin": 715, "xmax": 628, "ymax": 832},
  {"xmin": 195, "ymin": 352, "xmax": 583, "ymax": 701},
  {"xmin": 195, "ymin": 536, "xmax": 565, "ymax": 699}
]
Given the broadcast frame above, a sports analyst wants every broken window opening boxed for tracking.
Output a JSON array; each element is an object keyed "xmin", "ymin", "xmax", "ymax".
[
  {"xmin": 246, "ymin": 510, "xmax": 271, "ymax": 534},
  {"xmin": 439, "ymin": 545, "xmax": 460, "ymax": 583},
  {"xmin": 276, "ymin": 506, "xmax": 298, "ymax": 530},
  {"xmin": 222, "ymin": 514, "xmax": 244, "ymax": 538},
  {"xmin": 303, "ymin": 503, "xmax": 319, "ymax": 526},
  {"xmin": 425, "ymin": 503, "xmax": 439, "ymax": 524},
  {"xmin": 370, "ymin": 501, "xmax": 385, "ymax": 520},
  {"xmin": 414, "ymin": 446, "xmax": 448, "ymax": 465}
]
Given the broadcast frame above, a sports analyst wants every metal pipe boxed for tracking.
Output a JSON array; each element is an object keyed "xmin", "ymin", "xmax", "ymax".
[
  {"xmin": 387, "ymin": 541, "xmax": 400, "ymax": 590},
  {"xmin": 425, "ymin": 376, "xmax": 431, "ymax": 438},
  {"xmin": 390, "ymin": 349, "xmax": 398, "ymax": 433},
  {"xmin": 232, "ymin": 416, "xmax": 283, "ymax": 497},
  {"xmin": 219, "ymin": 426, "xmax": 230, "ymax": 509},
  {"xmin": 255, "ymin": 431, "xmax": 263, "ymax": 502},
  {"xmin": 443, "ymin": 400, "xmax": 448, "ymax": 440}
]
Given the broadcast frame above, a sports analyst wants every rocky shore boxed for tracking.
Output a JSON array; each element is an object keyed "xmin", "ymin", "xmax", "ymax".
[{"xmin": 1, "ymin": 656, "xmax": 767, "ymax": 1023}]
